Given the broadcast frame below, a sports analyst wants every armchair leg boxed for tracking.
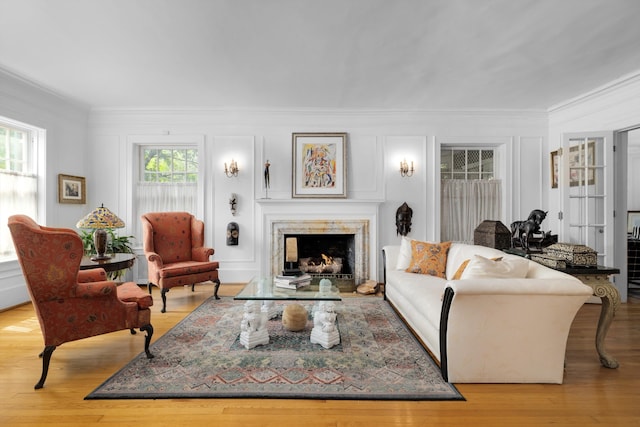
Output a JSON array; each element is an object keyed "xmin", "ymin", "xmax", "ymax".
[
  {"xmin": 191, "ymin": 283, "xmax": 196, "ymax": 292},
  {"xmin": 160, "ymin": 288, "xmax": 169, "ymax": 313},
  {"xmin": 148, "ymin": 282, "xmax": 153, "ymax": 294},
  {"xmin": 214, "ymin": 279, "xmax": 221, "ymax": 300},
  {"xmin": 35, "ymin": 345, "xmax": 56, "ymax": 389},
  {"xmin": 140, "ymin": 324, "xmax": 155, "ymax": 359}
]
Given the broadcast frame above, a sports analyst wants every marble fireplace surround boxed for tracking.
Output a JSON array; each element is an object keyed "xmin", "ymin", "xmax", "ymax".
[
  {"xmin": 271, "ymin": 219, "xmax": 369, "ymax": 285},
  {"xmin": 258, "ymin": 200, "xmax": 381, "ymax": 285}
]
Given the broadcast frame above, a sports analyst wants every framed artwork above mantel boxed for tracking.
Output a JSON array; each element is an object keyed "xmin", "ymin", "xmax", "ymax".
[{"xmin": 292, "ymin": 132, "xmax": 347, "ymax": 198}]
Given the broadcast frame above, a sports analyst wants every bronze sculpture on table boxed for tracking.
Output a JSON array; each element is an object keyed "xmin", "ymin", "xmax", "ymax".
[{"xmin": 510, "ymin": 209, "xmax": 547, "ymax": 252}]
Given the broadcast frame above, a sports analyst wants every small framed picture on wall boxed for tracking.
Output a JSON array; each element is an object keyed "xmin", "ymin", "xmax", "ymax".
[{"xmin": 58, "ymin": 174, "xmax": 86, "ymax": 204}]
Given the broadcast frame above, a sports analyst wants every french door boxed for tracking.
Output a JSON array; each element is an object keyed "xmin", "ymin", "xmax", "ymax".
[{"xmin": 560, "ymin": 131, "xmax": 614, "ymax": 266}]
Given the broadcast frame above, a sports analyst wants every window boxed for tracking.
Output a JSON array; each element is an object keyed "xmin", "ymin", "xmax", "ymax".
[
  {"xmin": 441, "ymin": 148, "xmax": 494, "ymax": 180},
  {"xmin": 440, "ymin": 147, "xmax": 501, "ymax": 243},
  {"xmin": 142, "ymin": 147, "xmax": 199, "ymax": 183},
  {"xmin": 135, "ymin": 146, "xmax": 199, "ymax": 240},
  {"xmin": 0, "ymin": 119, "xmax": 40, "ymax": 260}
]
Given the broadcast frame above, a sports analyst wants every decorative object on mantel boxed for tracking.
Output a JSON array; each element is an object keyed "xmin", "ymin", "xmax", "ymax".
[
  {"xmin": 264, "ymin": 159, "xmax": 270, "ymax": 193},
  {"xmin": 58, "ymin": 173, "xmax": 86, "ymax": 204},
  {"xmin": 226, "ymin": 222, "xmax": 239, "ymax": 246},
  {"xmin": 224, "ymin": 158, "xmax": 239, "ymax": 177},
  {"xmin": 292, "ymin": 132, "xmax": 347, "ymax": 198},
  {"xmin": 510, "ymin": 209, "xmax": 552, "ymax": 253},
  {"xmin": 399, "ymin": 158, "xmax": 414, "ymax": 177},
  {"xmin": 395, "ymin": 202, "xmax": 412, "ymax": 236},
  {"xmin": 76, "ymin": 204, "xmax": 125, "ymax": 260},
  {"xmin": 229, "ymin": 193, "xmax": 237, "ymax": 215},
  {"xmin": 474, "ymin": 220, "xmax": 511, "ymax": 250},
  {"xmin": 545, "ymin": 243, "xmax": 597, "ymax": 267}
]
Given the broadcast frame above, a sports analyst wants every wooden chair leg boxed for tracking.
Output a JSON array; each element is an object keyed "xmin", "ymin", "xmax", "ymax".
[
  {"xmin": 35, "ymin": 345, "xmax": 56, "ymax": 389},
  {"xmin": 191, "ymin": 283, "xmax": 196, "ymax": 292},
  {"xmin": 214, "ymin": 279, "xmax": 221, "ymax": 299},
  {"xmin": 140, "ymin": 324, "xmax": 155, "ymax": 359},
  {"xmin": 160, "ymin": 288, "xmax": 169, "ymax": 313}
]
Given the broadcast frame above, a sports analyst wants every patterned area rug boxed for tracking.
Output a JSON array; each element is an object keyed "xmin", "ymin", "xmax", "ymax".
[{"xmin": 86, "ymin": 297, "xmax": 463, "ymax": 400}]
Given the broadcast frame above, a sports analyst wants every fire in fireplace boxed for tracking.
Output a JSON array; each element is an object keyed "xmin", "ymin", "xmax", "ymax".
[{"xmin": 285, "ymin": 234, "xmax": 354, "ymax": 281}]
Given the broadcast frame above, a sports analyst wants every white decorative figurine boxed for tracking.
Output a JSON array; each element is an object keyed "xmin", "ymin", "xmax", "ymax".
[
  {"xmin": 239, "ymin": 300, "xmax": 269, "ymax": 349},
  {"xmin": 310, "ymin": 301, "xmax": 340, "ymax": 349}
]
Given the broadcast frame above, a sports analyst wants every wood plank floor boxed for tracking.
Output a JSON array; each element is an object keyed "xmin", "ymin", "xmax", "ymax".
[{"xmin": 0, "ymin": 283, "xmax": 638, "ymax": 426}]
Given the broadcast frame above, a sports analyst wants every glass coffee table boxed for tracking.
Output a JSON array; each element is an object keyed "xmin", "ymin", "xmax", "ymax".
[{"xmin": 234, "ymin": 276, "xmax": 341, "ymax": 350}]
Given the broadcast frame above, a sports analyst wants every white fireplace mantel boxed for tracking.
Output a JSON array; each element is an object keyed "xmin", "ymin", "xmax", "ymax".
[{"xmin": 255, "ymin": 199, "xmax": 382, "ymax": 283}]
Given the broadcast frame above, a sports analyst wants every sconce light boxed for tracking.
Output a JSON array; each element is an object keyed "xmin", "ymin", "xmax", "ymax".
[
  {"xmin": 400, "ymin": 159, "xmax": 414, "ymax": 177},
  {"xmin": 224, "ymin": 159, "xmax": 239, "ymax": 177}
]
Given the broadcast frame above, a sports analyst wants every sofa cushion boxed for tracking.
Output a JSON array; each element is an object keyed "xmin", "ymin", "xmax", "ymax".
[
  {"xmin": 452, "ymin": 256, "xmax": 503, "ymax": 280},
  {"xmin": 405, "ymin": 240, "xmax": 451, "ymax": 277},
  {"xmin": 460, "ymin": 254, "xmax": 529, "ymax": 279}
]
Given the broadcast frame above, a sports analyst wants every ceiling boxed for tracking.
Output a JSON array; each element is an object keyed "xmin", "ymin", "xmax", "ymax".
[{"xmin": 1, "ymin": 0, "xmax": 640, "ymax": 110}]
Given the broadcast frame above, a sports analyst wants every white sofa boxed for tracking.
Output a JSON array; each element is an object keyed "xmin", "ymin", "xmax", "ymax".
[{"xmin": 382, "ymin": 240, "xmax": 593, "ymax": 384}]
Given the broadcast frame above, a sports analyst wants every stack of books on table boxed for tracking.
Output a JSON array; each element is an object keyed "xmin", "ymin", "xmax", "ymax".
[{"xmin": 274, "ymin": 273, "xmax": 312, "ymax": 290}]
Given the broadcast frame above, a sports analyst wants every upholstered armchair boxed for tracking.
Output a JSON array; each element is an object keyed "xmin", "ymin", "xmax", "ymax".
[
  {"xmin": 7, "ymin": 215, "xmax": 154, "ymax": 389},
  {"xmin": 141, "ymin": 212, "xmax": 221, "ymax": 313}
]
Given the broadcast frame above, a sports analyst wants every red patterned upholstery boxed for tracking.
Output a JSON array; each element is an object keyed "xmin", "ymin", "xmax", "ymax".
[
  {"xmin": 141, "ymin": 212, "xmax": 220, "ymax": 312},
  {"xmin": 7, "ymin": 214, "xmax": 154, "ymax": 389}
]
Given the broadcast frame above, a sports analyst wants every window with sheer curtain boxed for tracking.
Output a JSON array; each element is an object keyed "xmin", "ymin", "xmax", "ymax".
[
  {"xmin": 135, "ymin": 147, "xmax": 199, "ymax": 241},
  {"xmin": 440, "ymin": 148, "xmax": 502, "ymax": 243},
  {"xmin": 0, "ymin": 120, "xmax": 39, "ymax": 260}
]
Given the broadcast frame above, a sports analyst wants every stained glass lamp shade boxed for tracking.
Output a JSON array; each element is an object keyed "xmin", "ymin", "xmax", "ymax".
[{"xmin": 76, "ymin": 204, "xmax": 125, "ymax": 260}]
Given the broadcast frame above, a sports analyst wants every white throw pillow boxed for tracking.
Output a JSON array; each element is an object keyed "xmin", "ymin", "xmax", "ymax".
[
  {"xmin": 395, "ymin": 236, "xmax": 413, "ymax": 270},
  {"xmin": 460, "ymin": 254, "xmax": 529, "ymax": 279}
]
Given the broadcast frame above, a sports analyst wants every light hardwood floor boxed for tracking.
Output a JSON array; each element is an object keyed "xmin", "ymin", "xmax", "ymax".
[{"xmin": 0, "ymin": 283, "xmax": 638, "ymax": 427}]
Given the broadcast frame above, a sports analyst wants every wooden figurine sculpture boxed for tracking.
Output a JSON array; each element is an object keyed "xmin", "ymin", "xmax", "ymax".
[{"xmin": 510, "ymin": 209, "xmax": 548, "ymax": 251}]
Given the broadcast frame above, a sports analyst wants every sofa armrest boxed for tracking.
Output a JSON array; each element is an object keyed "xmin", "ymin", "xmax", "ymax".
[
  {"xmin": 447, "ymin": 277, "xmax": 593, "ymax": 296},
  {"xmin": 77, "ymin": 268, "xmax": 108, "ymax": 283},
  {"xmin": 382, "ymin": 245, "xmax": 400, "ymax": 274}
]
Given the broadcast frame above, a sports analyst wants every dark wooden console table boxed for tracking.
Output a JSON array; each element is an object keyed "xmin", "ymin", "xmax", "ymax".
[
  {"xmin": 80, "ymin": 253, "xmax": 136, "ymax": 273},
  {"xmin": 505, "ymin": 249, "xmax": 620, "ymax": 369}
]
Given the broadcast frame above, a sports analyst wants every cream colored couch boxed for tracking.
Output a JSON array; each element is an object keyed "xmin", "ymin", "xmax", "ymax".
[{"xmin": 382, "ymin": 240, "xmax": 593, "ymax": 384}]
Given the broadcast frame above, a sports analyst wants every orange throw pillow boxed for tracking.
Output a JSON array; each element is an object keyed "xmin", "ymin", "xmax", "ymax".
[{"xmin": 405, "ymin": 240, "xmax": 452, "ymax": 278}]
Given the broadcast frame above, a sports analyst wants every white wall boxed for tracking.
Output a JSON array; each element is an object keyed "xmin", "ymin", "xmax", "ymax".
[
  {"xmin": 88, "ymin": 108, "xmax": 548, "ymax": 287},
  {"xmin": 0, "ymin": 70, "xmax": 89, "ymax": 309},
  {"xmin": 548, "ymin": 71, "xmax": 640, "ymax": 303}
]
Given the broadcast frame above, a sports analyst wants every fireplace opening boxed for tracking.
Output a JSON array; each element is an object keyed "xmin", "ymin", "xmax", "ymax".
[{"xmin": 284, "ymin": 234, "xmax": 355, "ymax": 284}]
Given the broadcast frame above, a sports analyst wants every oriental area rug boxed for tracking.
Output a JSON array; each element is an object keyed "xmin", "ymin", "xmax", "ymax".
[{"xmin": 86, "ymin": 297, "xmax": 463, "ymax": 401}]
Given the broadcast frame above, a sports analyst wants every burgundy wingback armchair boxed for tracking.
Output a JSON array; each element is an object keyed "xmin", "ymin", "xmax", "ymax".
[
  {"xmin": 141, "ymin": 212, "xmax": 220, "ymax": 313},
  {"xmin": 7, "ymin": 215, "xmax": 154, "ymax": 389}
]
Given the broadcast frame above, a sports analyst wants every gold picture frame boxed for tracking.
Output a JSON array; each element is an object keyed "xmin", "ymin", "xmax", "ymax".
[
  {"xmin": 568, "ymin": 141, "xmax": 595, "ymax": 187},
  {"xmin": 550, "ymin": 150, "xmax": 559, "ymax": 188},
  {"xmin": 58, "ymin": 174, "xmax": 86, "ymax": 204},
  {"xmin": 292, "ymin": 132, "xmax": 347, "ymax": 198}
]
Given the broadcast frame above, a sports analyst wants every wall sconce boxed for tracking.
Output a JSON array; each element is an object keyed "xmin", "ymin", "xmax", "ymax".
[
  {"xmin": 400, "ymin": 159, "xmax": 414, "ymax": 177},
  {"xmin": 224, "ymin": 159, "xmax": 239, "ymax": 177}
]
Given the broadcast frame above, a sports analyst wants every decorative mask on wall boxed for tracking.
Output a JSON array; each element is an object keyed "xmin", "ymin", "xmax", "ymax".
[
  {"xmin": 395, "ymin": 202, "xmax": 413, "ymax": 236},
  {"xmin": 229, "ymin": 193, "xmax": 237, "ymax": 216},
  {"xmin": 226, "ymin": 222, "xmax": 239, "ymax": 246}
]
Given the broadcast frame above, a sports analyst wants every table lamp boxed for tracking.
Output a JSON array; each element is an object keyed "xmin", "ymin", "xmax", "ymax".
[{"xmin": 76, "ymin": 204, "xmax": 125, "ymax": 260}]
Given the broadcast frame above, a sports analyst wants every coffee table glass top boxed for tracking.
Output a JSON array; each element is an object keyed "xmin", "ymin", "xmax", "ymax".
[{"xmin": 234, "ymin": 276, "xmax": 341, "ymax": 301}]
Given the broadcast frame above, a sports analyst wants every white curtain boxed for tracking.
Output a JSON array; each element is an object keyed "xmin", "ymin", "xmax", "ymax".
[
  {"xmin": 441, "ymin": 179, "xmax": 502, "ymax": 243},
  {"xmin": 135, "ymin": 182, "xmax": 197, "ymax": 241},
  {"xmin": 0, "ymin": 172, "xmax": 38, "ymax": 259}
]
